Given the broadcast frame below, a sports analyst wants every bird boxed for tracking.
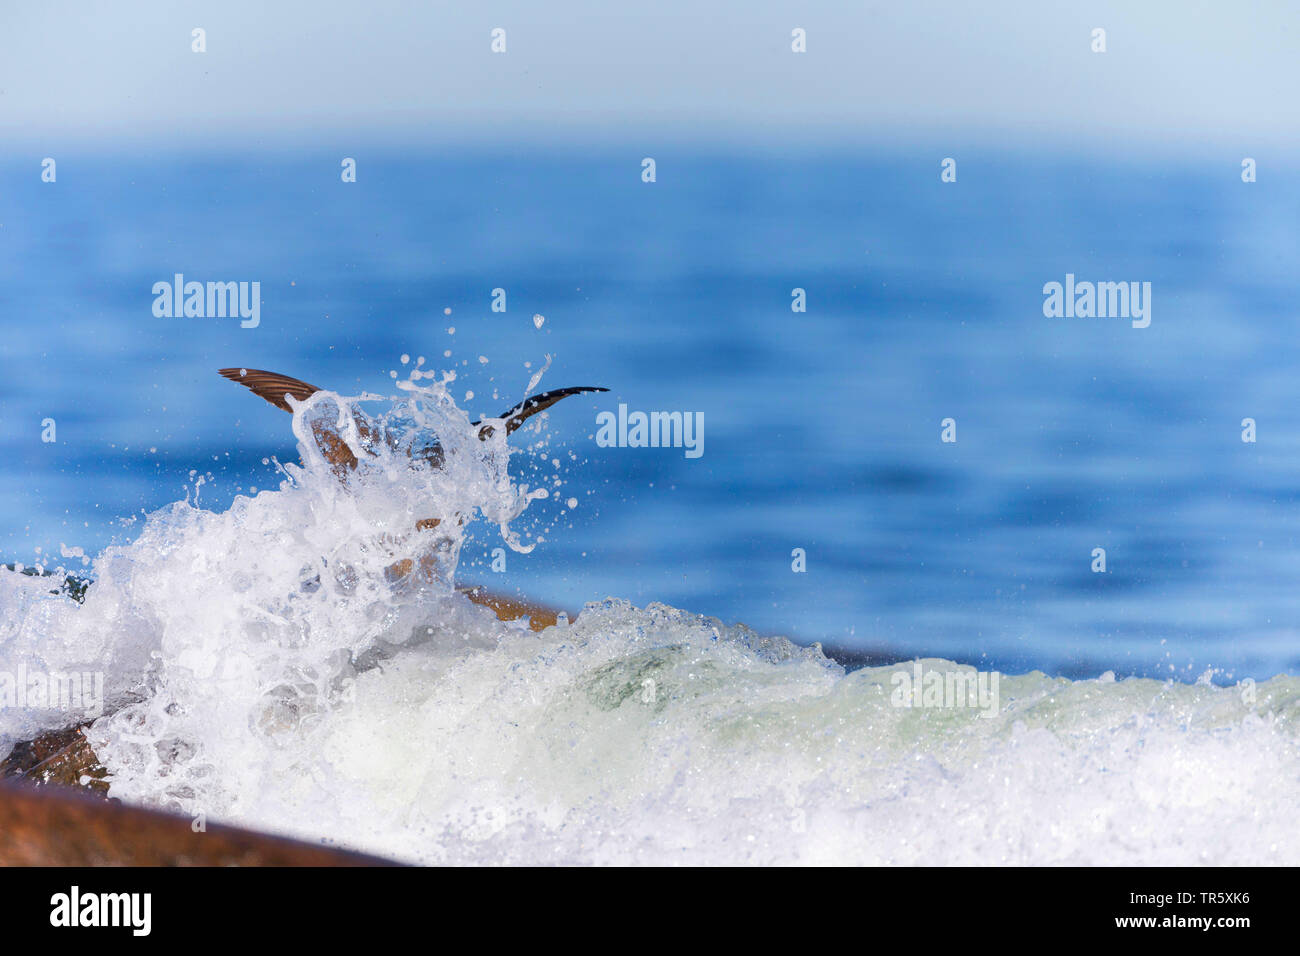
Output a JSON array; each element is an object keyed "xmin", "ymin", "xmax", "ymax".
[
  {"xmin": 217, "ymin": 368, "xmax": 607, "ymax": 580},
  {"xmin": 218, "ymin": 367, "xmax": 606, "ymax": 474}
]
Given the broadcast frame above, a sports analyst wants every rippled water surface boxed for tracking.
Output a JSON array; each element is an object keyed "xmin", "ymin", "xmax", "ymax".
[{"xmin": 2, "ymin": 148, "xmax": 1299, "ymax": 679}]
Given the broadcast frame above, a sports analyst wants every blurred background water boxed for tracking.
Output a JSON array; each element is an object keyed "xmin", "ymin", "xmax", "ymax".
[{"xmin": 2, "ymin": 146, "xmax": 1298, "ymax": 680}]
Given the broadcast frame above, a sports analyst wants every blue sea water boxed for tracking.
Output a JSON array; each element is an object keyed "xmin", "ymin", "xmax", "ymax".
[{"xmin": 2, "ymin": 146, "xmax": 1299, "ymax": 682}]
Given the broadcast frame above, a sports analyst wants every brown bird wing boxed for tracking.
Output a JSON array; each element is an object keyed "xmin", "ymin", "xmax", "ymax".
[
  {"xmin": 218, "ymin": 368, "xmax": 322, "ymax": 413},
  {"xmin": 476, "ymin": 386, "xmax": 609, "ymax": 439},
  {"xmin": 219, "ymin": 367, "xmax": 360, "ymax": 471}
]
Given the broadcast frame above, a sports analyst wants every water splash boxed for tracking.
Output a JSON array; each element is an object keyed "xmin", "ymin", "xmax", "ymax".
[
  {"xmin": 1, "ymin": 374, "xmax": 1298, "ymax": 864},
  {"xmin": 1, "ymin": 371, "xmax": 548, "ymax": 798}
]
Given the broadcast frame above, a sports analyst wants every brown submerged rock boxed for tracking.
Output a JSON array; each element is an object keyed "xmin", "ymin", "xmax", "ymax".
[{"xmin": 0, "ymin": 723, "xmax": 107, "ymax": 794}]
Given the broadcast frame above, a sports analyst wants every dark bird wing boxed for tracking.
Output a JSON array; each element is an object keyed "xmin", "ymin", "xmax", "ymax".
[
  {"xmin": 218, "ymin": 368, "xmax": 322, "ymax": 413},
  {"xmin": 475, "ymin": 386, "xmax": 609, "ymax": 439}
]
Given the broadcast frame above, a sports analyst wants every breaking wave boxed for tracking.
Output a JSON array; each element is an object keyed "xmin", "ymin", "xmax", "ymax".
[{"xmin": 2, "ymin": 373, "xmax": 1298, "ymax": 865}]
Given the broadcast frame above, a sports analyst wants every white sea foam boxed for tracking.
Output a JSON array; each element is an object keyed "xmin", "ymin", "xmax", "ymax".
[{"xmin": 1, "ymin": 375, "xmax": 1298, "ymax": 865}]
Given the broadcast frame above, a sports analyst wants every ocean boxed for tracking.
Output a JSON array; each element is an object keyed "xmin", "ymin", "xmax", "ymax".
[
  {"xmin": 2, "ymin": 145, "xmax": 1298, "ymax": 864},
  {"xmin": 3, "ymin": 146, "xmax": 1298, "ymax": 680}
]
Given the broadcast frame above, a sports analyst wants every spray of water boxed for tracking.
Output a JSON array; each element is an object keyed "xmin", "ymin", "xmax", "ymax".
[{"xmin": 1, "ymin": 371, "xmax": 1298, "ymax": 864}]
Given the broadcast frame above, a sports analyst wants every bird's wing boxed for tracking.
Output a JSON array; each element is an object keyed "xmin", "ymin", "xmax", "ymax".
[
  {"xmin": 219, "ymin": 367, "xmax": 362, "ymax": 470},
  {"xmin": 476, "ymin": 386, "xmax": 609, "ymax": 439},
  {"xmin": 218, "ymin": 368, "xmax": 322, "ymax": 413}
]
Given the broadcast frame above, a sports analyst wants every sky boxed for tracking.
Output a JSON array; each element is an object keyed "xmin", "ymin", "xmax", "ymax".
[{"xmin": 2, "ymin": 1, "xmax": 1298, "ymax": 151}]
